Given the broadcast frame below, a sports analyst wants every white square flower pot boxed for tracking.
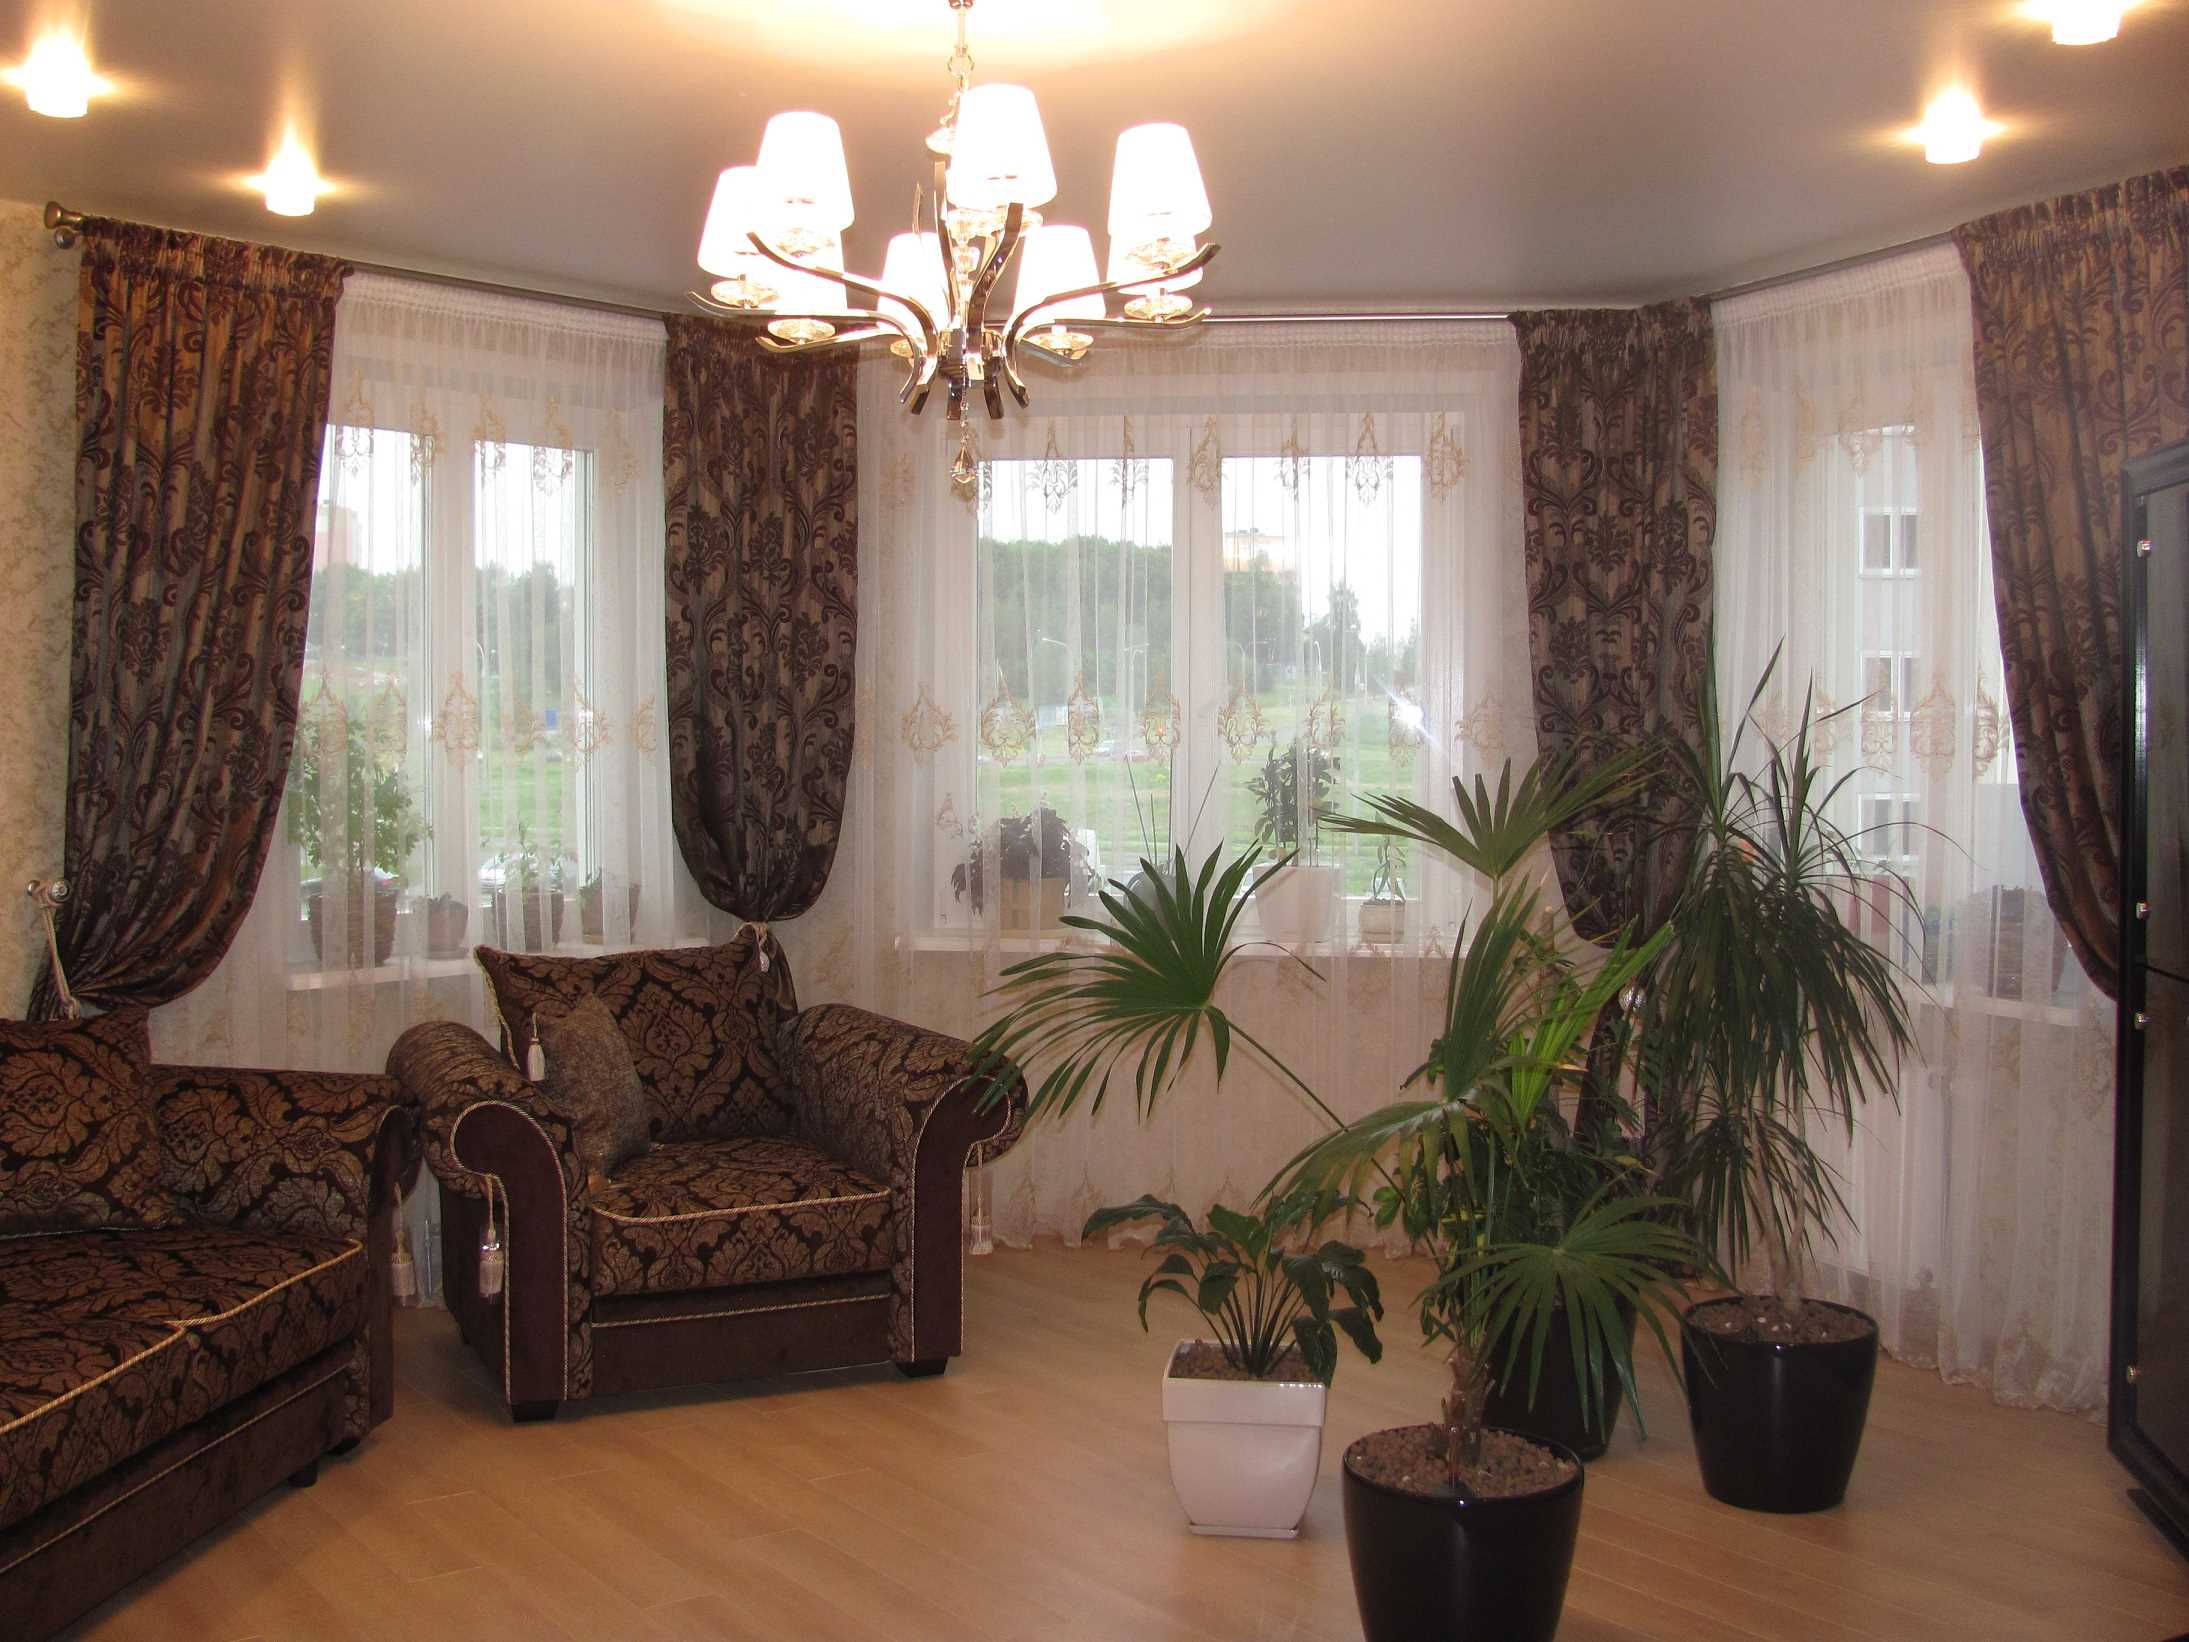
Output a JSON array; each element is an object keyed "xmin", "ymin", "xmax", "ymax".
[{"xmin": 1161, "ymin": 1342, "xmax": 1328, "ymax": 1539}]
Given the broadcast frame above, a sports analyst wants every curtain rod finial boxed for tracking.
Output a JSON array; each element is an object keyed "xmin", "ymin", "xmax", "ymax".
[{"xmin": 42, "ymin": 201, "xmax": 84, "ymax": 249}]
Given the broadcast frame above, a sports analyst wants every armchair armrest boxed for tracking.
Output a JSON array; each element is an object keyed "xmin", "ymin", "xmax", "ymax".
[
  {"xmin": 779, "ymin": 1005, "xmax": 1028, "ymax": 1365},
  {"xmin": 385, "ymin": 1021, "xmax": 594, "ymax": 1410},
  {"xmin": 153, "ymin": 1065, "xmax": 415, "ymax": 1245}
]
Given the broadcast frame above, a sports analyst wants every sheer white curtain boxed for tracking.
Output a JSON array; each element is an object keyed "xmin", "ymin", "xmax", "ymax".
[
  {"xmin": 1715, "ymin": 247, "xmax": 2114, "ymax": 1410},
  {"xmin": 153, "ymin": 275, "xmax": 690, "ymax": 1299},
  {"xmin": 823, "ymin": 322, "xmax": 1534, "ymax": 1248}
]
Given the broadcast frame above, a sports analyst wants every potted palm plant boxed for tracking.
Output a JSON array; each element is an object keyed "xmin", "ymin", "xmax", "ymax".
[
  {"xmin": 288, "ymin": 713, "xmax": 425, "ymax": 968},
  {"xmin": 1634, "ymin": 651, "xmax": 1917, "ymax": 1514},
  {"xmin": 1089, "ymin": 1187, "xmax": 1382, "ymax": 1538},
  {"xmin": 1247, "ymin": 739, "xmax": 1339, "ymax": 948},
  {"xmin": 1282, "ymin": 762, "xmax": 1699, "ymax": 1642},
  {"xmin": 973, "ymin": 759, "xmax": 1701, "ymax": 1637}
]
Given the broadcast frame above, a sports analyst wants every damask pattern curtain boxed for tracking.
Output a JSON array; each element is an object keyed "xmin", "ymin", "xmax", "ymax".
[
  {"xmin": 155, "ymin": 273, "xmax": 681, "ymax": 1301},
  {"xmin": 1954, "ymin": 165, "xmax": 2189, "ymax": 1000},
  {"xmin": 1511, "ymin": 300, "xmax": 1718, "ymax": 941},
  {"xmin": 33, "ymin": 220, "xmax": 346, "ymax": 1018},
  {"xmin": 662, "ymin": 317, "xmax": 858, "ymax": 935}
]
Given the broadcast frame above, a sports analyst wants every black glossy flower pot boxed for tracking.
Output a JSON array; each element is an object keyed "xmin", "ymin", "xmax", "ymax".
[
  {"xmin": 1483, "ymin": 1300, "xmax": 1637, "ymax": 1461},
  {"xmin": 1341, "ymin": 1427, "xmax": 1584, "ymax": 1642},
  {"xmin": 1681, "ymin": 1298, "xmax": 1880, "ymax": 1513}
]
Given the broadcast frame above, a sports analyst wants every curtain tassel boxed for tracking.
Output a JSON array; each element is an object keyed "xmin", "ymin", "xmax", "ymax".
[
  {"xmin": 389, "ymin": 1182, "xmax": 418, "ymax": 1302},
  {"xmin": 478, "ymin": 1179, "xmax": 506, "ymax": 1301}
]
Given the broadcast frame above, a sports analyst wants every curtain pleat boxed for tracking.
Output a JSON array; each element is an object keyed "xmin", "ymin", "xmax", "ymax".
[
  {"xmin": 33, "ymin": 220, "xmax": 346, "ymax": 1017},
  {"xmin": 1953, "ymin": 165, "xmax": 2189, "ymax": 1001},
  {"xmin": 662, "ymin": 317, "xmax": 858, "ymax": 928},
  {"xmin": 1511, "ymin": 300, "xmax": 1718, "ymax": 942}
]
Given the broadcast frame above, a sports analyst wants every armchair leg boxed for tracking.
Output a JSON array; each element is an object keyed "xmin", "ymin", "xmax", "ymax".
[
  {"xmin": 328, "ymin": 1437, "xmax": 363, "ymax": 1458},
  {"xmin": 896, "ymin": 1358, "xmax": 948, "ymax": 1379},
  {"xmin": 286, "ymin": 1460, "xmax": 320, "ymax": 1488},
  {"xmin": 511, "ymin": 1399, "xmax": 560, "ymax": 1424}
]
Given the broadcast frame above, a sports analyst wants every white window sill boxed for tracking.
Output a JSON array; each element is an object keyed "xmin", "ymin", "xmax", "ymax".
[{"xmin": 283, "ymin": 936, "xmax": 712, "ymax": 990}]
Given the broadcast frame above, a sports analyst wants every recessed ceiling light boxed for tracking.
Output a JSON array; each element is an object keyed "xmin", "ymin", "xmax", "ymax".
[
  {"xmin": 2028, "ymin": 2, "xmax": 2128, "ymax": 45},
  {"xmin": 2, "ymin": 30, "xmax": 111, "ymax": 118},
  {"xmin": 1913, "ymin": 89, "xmax": 2001, "ymax": 165},
  {"xmin": 250, "ymin": 131, "xmax": 329, "ymax": 216}
]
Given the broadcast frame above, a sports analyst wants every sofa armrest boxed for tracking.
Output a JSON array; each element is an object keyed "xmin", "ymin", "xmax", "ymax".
[
  {"xmin": 780, "ymin": 1005, "xmax": 1028, "ymax": 1365},
  {"xmin": 153, "ymin": 1065, "xmax": 416, "ymax": 1431},
  {"xmin": 153, "ymin": 1065, "xmax": 416, "ymax": 1245},
  {"xmin": 386, "ymin": 1021, "xmax": 594, "ymax": 1409}
]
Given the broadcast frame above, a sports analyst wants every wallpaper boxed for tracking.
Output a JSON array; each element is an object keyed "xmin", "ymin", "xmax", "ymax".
[{"xmin": 0, "ymin": 198, "xmax": 79, "ymax": 1015}]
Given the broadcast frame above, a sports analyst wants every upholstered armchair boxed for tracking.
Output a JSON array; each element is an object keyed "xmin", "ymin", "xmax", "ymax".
[{"xmin": 390, "ymin": 931, "xmax": 1025, "ymax": 1420}]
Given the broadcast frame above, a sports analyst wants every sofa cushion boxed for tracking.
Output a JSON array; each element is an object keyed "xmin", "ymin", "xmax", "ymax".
[
  {"xmin": 537, "ymin": 995, "xmax": 652, "ymax": 1183},
  {"xmin": 589, "ymin": 1136, "xmax": 891, "ymax": 1298},
  {"xmin": 0, "ymin": 1226, "xmax": 366, "ymax": 1532},
  {"xmin": 0, "ymin": 1009, "xmax": 178, "ymax": 1235},
  {"xmin": 476, "ymin": 933, "xmax": 799, "ymax": 1142}
]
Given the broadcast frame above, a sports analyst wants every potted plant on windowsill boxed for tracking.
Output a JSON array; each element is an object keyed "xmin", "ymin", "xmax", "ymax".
[
  {"xmin": 488, "ymin": 822, "xmax": 571, "ymax": 952},
  {"xmin": 951, "ymin": 804, "xmax": 1088, "ymax": 933},
  {"xmin": 288, "ymin": 713, "xmax": 425, "ymax": 968},
  {"xmin": 577, "ymin": 870, "xmax": 641, "ymax": 946},
  {"xmin": 1089, "ymin": 1187, "xmax": 1382, "ymax": 1538},
  {"xmin": 1633, "ymin": 649, "xmax": 1918, "ymax": 1514},
  {"xmin": 1248, "ymin": 738, "xmax": 1340, "ymax": 949}
]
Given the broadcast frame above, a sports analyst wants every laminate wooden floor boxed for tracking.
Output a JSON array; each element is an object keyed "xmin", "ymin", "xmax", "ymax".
[{"xmin": 63, "ymin": 1245, "xmax": 2189, "ymax": 1641}]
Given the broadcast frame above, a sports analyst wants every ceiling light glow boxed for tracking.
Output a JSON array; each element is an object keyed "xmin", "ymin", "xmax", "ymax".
[
  {"xmin": 2036, "ymin": 2, "xmax": 2127, "ymax": 44},
  {"xmin": 4, "ymin": 31, "xmax": 110, "ymax": 118},
  {"xmin": 1914, "ymin": 89, "xmax": 1999, "ymax": 165},
  {"xmin": 251, "ymin": 132, "xmax": 328, "ymax": 216}
]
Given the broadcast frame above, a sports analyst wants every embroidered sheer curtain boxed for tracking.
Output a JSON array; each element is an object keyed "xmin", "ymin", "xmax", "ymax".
[
  {"xmin": 800, "ymin": 322, "xmax": 1538, "ymax": 1249},
  {"xmin": 151, "ymin": 275, "xmax": 693, "ymax": 1299},
  {"xmin": 1714, "ymin": 246, "xmax": 2114, "ymax": 1410}
]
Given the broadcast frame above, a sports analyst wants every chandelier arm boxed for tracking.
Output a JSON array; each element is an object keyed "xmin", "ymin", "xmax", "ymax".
[
  {"xmin": 1001, "ymin": 241, "xmax": 1221, "ymax": 358},
  {"xmin": 740, "ymin": 231, "xmax": 940, "ymax": 357},
  {"xmin": 929, "ymin": 161, "xmax": 964, "ymax": 323},
  {"xmin": 753, "ymin": 325, "xmax": 905, "ymax": 356}
]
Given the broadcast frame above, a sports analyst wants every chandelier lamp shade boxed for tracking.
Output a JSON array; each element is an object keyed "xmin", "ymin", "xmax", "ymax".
[{"xmin": 691, "ymin": 0, "xmax": 1218, "ymax": 438}]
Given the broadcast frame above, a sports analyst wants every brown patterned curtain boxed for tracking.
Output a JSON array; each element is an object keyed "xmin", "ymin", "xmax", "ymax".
[
  {"xmin": 1954, "ymin": 165, "xmax": 2189, "ymax": 1001},
  {"xmin": 662, "ymin": 316, "xmax": 858, "ymax": 928},
  {"xmin": 1511, "ymin": 299, "xmax": 1718, "ymax": 941},
  {"xmin": 31, "ymin": 221, "xmax": 346, "ymax": 1018}
]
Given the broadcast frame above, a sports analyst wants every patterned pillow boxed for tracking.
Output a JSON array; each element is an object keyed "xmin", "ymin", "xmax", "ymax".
[
  {"xmin": 474, "ymin": 932, "xmax": 799, "ymax": 1142},
  {"xmin": 0, "ymin": 1008, "xmax": 179, "ymax": 1234},
  {"xmin": 536, "ymin": 995, "xmax": 653, "ymax": 1182}
]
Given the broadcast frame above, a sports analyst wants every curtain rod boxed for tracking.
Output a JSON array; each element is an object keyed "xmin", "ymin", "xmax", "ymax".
[{"xmin": 40, "ymin": 199, "xmax": 1958, "ymax": 325}]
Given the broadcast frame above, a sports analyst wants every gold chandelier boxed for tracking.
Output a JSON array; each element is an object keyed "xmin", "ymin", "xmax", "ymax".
[{"xmin": 691, "ymin": 0, "xmax": 1218, "ymax": 450}]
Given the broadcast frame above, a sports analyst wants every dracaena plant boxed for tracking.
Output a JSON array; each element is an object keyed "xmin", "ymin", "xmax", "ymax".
[
  {"xmin": 1631, "ymin": 645, "xmax": 1918, "ymax": 1323},
  {"xmin": 1087, "ymin": 1186, "xmax": 1384, "ymax": 1384}
]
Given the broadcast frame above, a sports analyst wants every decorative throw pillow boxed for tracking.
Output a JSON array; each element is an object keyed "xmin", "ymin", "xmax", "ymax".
[
  {"xmin": 474, "ymin": 932, "xmax": 799, "ymax": 1142},
  {"xmin": 0, "ymin": 1008, "xmax": 179, "ymax": 1235},
  {"xmin": 535, "ymin": 995, "xmax": 653, "ymax": 1181}
]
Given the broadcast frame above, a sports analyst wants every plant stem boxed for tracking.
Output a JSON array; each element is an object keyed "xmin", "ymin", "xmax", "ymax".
[{"xmin": 1442, "ymin": 1340, "xmax": 1490, "ymax": 1490}]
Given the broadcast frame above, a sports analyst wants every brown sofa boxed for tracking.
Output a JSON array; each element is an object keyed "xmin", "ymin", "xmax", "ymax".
[
  {"xmin": 390, "ymin": 931, "xmax": 1025, "ymax": 1419},
  {"xmin": 0, "ymin": 1063, "xmax": 415, "ymax": 1641}
]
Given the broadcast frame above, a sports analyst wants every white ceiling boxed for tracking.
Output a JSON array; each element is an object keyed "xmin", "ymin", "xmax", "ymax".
[{"xmin": 2, "ymin": 0, "xmax": 2186, "ymax": 311}]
